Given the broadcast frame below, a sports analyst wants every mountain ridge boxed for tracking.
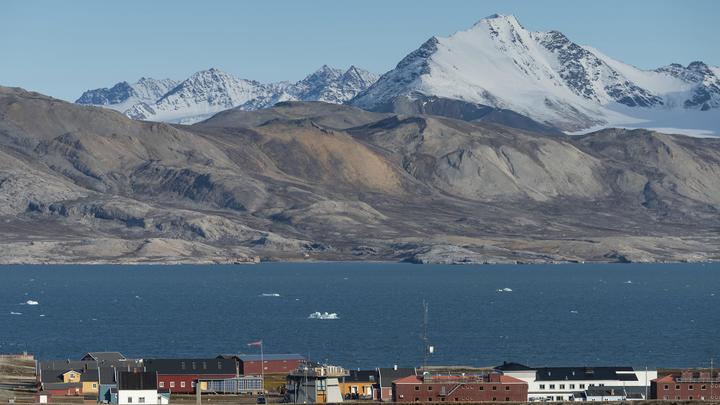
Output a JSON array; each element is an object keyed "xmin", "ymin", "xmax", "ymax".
[{"xmin": 76, "ymin": 66, "xmax": 379, "ymax": 124}]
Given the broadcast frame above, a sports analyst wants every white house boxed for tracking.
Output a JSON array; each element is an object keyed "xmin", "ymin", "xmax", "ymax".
[
  {"xmin": 115, "ymin": 371, "xmax": 169, "ymax": 405},
  {"xmin": 495, "ymin": 362, "xmax": 657, "ymax": 402}
]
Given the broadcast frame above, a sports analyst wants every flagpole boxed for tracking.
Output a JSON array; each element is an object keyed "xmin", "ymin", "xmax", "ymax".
[{"xmin": 261, "ymin": 341, "xmax": 265, "ymax": 395}]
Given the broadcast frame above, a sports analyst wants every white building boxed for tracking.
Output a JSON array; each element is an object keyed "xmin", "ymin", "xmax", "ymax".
[
  {"xmin": 495, "ymin": 362, "xmax": 657, "ymax": 402},
  {"xmin": 115, "ymin": 371, "xmax": 169, "ymax": 405},
  {"xmin": 286, "ymin": 363, "xmax": 348, "ymax": 403}
]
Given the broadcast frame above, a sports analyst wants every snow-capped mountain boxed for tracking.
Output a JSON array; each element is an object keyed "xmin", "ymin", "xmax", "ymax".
[
  {"xmin": 77, "ymin": 66, "xmax": 378, "ymax": 124},
  {"xmin": 350, "ymin": 14, "xmax": 720, "ymax": 135},
  {"xmin": 76, "ymin": 77, "xmax": 178, "ymax": 113}
]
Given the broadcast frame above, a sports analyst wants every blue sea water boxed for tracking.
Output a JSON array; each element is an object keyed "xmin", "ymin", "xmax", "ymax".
[{"xmin": 0, "ymin": 262, "xmax": 718, "ymax": 369}]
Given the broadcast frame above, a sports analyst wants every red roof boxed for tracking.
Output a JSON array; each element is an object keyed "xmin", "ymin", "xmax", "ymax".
[
  {"xmin": 393, "ymin": 375, "xmax": 422, "ymax": 384},
  {"xmin": 654, "ymin": 375, "xmax": 675, "ymax": 383}
]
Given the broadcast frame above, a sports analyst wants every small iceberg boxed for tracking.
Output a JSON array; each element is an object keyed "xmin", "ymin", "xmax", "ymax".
[
  {"xmin": 570, "ymin": 310, "xmax": 579, "ymax": 314},
  {"xmin": 39, "ymin": 314, "xmax": 46, "ymax": 317},
  {"xmin": 624, "ymin": 280, "xmax": 633, "ymax": 284},
  {"xmin": 10, "ymin": 312, "xmax": 22, "ymax": 315},
  {"xmin": 26, "ymin": 300, "xmax": 39, "ymax": 305},
  {"xmin": 308, "ymin": 311, "xmax": 339, "ymax": 320},
  {"xmin": 260, "ymin": 293, "xmax": 281, "ymax": 297},
  {"xmin": 497, "ymin": 287, "xmax": 513, "ymax": 292}
]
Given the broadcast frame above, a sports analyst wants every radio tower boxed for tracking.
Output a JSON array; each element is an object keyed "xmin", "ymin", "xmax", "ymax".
[{"xmin": 422, "ymin": 300, "xmax": 433, "ymax": 371}]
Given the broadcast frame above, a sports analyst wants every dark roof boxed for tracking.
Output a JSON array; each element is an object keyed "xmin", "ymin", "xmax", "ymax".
[
  {"xmin": 81, "ymin": 369, "xmax": 98, "ymax": 382},
  {"xmin": 39, "ymin": 359, "xmax": 140, "ymax": 372},
  {"xmin": 495, "ymin": 362, "xmax": 534, "ymax": 371},
  {"xmin": 118, "ymin": 372, "xmax": 157, "ymax": 391},
  {"xmin": 377, "ymin": 367, "xmax": 416, "ymax": 388},
  {"xmin": 81, "ymin": 352, "xmax": 126, "ymax": 362},
  {"xmin": 144, "ymin": 358, "xmax": 236, "ymax": 375},
  {"xmin": 226, "ymin": 354, "xmax": 306, "ymax": 362},
  {"xmin": 535, "ymin": 367, "xmax": 637, "ymax": 381},
  {"xmin": 43, "ymin": 382, "xmax": 82, "ymax": 390},
  {"xmin": 343, "ymin": 370, "xmax": 377, "ymax": 383}
]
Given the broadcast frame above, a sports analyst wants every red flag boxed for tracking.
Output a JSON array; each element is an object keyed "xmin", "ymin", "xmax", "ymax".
[{"xmin": 247, "ymin": 340, "xmax": 263, "ymax": 347}]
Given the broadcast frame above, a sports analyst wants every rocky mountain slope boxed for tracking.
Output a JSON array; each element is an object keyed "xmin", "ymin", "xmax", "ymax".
[
  {"xmin": 350, "ymin": 14, "xmax": 720, "ymax": 135},
  {"xmin": 77, "ymin": 66, "xmax": 378, "ymax": 124},
  {"xmin": 2, "ymin": 86, "xmax": 720, "ymax": 264}
]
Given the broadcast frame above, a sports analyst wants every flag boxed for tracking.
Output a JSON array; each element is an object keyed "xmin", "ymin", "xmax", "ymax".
[{"xmin": 247, "ymin": 340, "xmax": 263, "ymax": 347}]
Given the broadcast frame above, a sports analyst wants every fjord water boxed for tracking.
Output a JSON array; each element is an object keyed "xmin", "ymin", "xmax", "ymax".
[{"xmin": 1, "ymin": 263, "xmax": 718, "ymax": 368}]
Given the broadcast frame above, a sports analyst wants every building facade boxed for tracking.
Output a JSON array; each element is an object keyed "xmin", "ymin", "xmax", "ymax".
[
  {"xmin": 377, "ymin": 367, "xmax": 416, "ymax": 402},
  {"xmin": 652, "ymin": 371, "xmax": 720, "ymax": 401},
  {"xmin": 495, "ymin": 362, "xmax": 656, "ymax": 402},
  {"xmin": 392, "ymin": 373, "xmax": 528, "ymax": 402},
  {"xmin": 218, "ymin": 354, "xmax": 306, "ymax": 375},
  {"xmin": 143, "ymin": 358, "xmax": 236, "ymax": 394},
  {"xmin": 285, "ymin": 363, "xmax": 349, "ymax": 404},
  {"xmin": 339, "ymin": 370, "xmax": 376, "ymax": 400}
]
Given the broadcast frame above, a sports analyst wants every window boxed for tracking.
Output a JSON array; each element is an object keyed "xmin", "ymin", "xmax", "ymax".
[
  {"xmin": 702, "ymin": 385, "xmax": 707, "ymax": 390},
  {"xmin": 492, "ymin": 386, "xmax": 497, "ymax": 391},
  {"xmin": 181, "ymin": 381, "xmax": 186, "ymax": 388},
  {"xmin": 415, "ymin": 398, "xmax": 419, "ymax": 402},
  {"xmin": 556, "ymin": 396, "xmax": 563, "ymax": 401},
  {"xmin": 569, "ymin": 384, "xmax": 575, "ymax": 389},
  {"xmin": 676, "ymin": 385, "xmax": 681, "ymax": 390},
  {"xmin": 92, "ymin": 383, "xmax": 97, "ymax": 388},
  {"xmin": 127, "ymin": 398, "xmax": 133, "ymax": 404},
  {"xmin": 139, "ymin": 397, "xmax": 145, "ymax": 404},
  {"xmin": 539, "ymin": 385, "xmax": 545, "ymax": 390},
  {"xmin": 479, "ymin": 386, "xmax": 484, "ymax": 390},
  {"xmin": 689, "ymin": 385, "xmax": 694, "ymax": 390},
  {"xmin": 549, "ymin": 384, "xmax": 555, "ymax": 389},
  {"xmin": 559, "ymin": 384, "xmax": 565, "ymax": 389},
  {"xmin": 505, "ymin": 386, "xmax": 510, "ymax": 391},
  {"xmin": 492, "ymin": 397, "xmax": 497, "ymax": 401},
  {"xmin": 428, "ymin": 386, "xmax": 433, "ymax": 391},
  {"xmin": 415, "ymin": 386, "xmax": 420, "ymax": 391},
  {"xmin": 580, "ymin": 384, "xmax": 585, "ymax": 389},
  {"xmin": 689, "ymin": 396, "xmax": 693, "ymax": 400},
  {"xmin": 170, "ymin": 381, "xmax": 176, "ymax": 388},
  {"xmin": 664, "ymin": 385, "xmax": 668, "ymax": 390},
  {"xmin": 159, "ymin": 382, "xmax": 164, "ymax": 388},
  {"xmin": 505, "ymin": 397, "xmax": 510, "ymax": 401}
]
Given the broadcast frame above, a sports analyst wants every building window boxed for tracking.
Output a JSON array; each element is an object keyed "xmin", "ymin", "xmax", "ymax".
[
  {"xmin": 139, "ymin": 397, "xmax": 145, "ymax": 404},
  {"xmin": 181, "ymin": 381, "xmax": 186, "ymax": 388},
  {"xmin": 539, "ymin": 385, "xmax": 545, "ymax": 390},
  {"xmin": 569, "ymin": 384, "xmax": 575, "ymax": 389},
  {"xmin": 479, "ymin": 386, "xmax": 484, "ymax": 390},
  {"xmin": 689, "ymin": 385, "xmax": 694, "ymax": 390},
  {"xmin": 556, "ymin": 396, "xmax": 563, "ymax": 401},
  {"xmin": 415, "ymin": 398, "xmax": 419, "ymax": 402},
  {"xmin": 492, "ymin": 386, "xmax": 497, "ymax": 391},
  {"xmin": 428, "ymin": 386, "xmax": 433, "ymax": 391},
  {"xmin": 92, "ymin": 383, "xmax": 97, "ymax": 388},
  {"xmin": 689, "ymin": 396, "xmax": 693, "ymax": 400},
  {"xmin": 170, "ymin": 382, "xmax": 176, "ymax": 388},
  {"xmin": 702, "ymin": 385, "xmax": 707, "ymax": 390},
  {"xmin": 159, "ymin": 382, "xmax": 164, "ymax": 388},
  {"xmin": 664, "ymin": 385, "xmax": 668, "ymax": 390},
  {"xmin": 559, "ymin": 384, "xmax": 565, "ymax": 389},
  {"xmin": 580, "ymin": 384, "xmax": 585, "ymax": 389},
  {"xmin": 676, "ymin": 385, "xmax": 681, "ymax": 390},
  {"xmin": 127, "ymin": 398, "xmax": 133, "ymax": 404},
  {"xmin": 505, "ymin": 386, "xmax": 510, "ymax": 391},
  {"xmin": 505, "ymin": 397, "xmax": 510, "ymax": 401},
  {"xmin": 415, "ymin": 386, "xmax": 420, "ymax": 391},
  {"xmin": 549, "ymin": 384, "xmax": 555, "ymax": 389}
]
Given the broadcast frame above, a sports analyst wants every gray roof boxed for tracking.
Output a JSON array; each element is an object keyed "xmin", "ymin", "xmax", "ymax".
[
  {"xmin": 144, "ymin": 358, "xmax": 236, "ymax": 375},
  {"xmin": 81, "ymin": 352, "xmax": 126, "ymax": 362},
  {"xmin": 378, "ymin": 367, "xmax": 416, "ymax": 388},
  {"xmin": 236, "ymin": 354, "xmax": 306, "ymax": 362},
  {"xmin": 535, "ymin": 367, "xmax": 638, "ymax": 381}
]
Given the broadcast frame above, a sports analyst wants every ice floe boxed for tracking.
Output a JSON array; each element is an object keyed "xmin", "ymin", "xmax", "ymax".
[{"xmin": 308, "ymin": 311, "xmax": 339, "ymax": 320}]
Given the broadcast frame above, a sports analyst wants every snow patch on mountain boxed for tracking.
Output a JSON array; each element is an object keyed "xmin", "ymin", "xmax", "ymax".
[
  {"xmin": 76, "ymin": 77, "xmax": 178, "ymax": 113},
  {"xmin": 350, "ymin": 14, "xmax": 720, "ymax": 135}
]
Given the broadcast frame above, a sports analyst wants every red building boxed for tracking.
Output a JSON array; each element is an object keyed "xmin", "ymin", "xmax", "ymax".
[
  {"xmin": 218, "ymin": 354, "xmax": 306, "ymax": 375},
  {"xmin": 143, "ymin": 359, "xmax": 236, "ymax": 394},
  {"xmin": 652, "ymin": 371, "xmax": 720, "ymax": 401},
  {"xmin": 393, "ymin": 373, "xmax": 528, "ymax": 402}
]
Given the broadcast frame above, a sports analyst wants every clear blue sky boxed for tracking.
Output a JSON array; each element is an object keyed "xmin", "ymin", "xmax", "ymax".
[{"xmin": 2, "ymin": 0, "xmax": 718, "ymax": 101}]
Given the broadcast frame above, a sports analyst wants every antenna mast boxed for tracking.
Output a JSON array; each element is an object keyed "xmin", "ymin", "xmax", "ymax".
[{"xmin": 422, "ymin": 300, "xmax": 432, "ymax": 370}]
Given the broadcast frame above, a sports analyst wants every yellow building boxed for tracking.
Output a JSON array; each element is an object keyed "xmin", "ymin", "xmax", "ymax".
[
  {"xmin": 339, "ymin": 370, "xmax": 376, "ymax": 400},
  {"xmin": 62, "ymin": 370, "xmax": 81, "ymax": 383}
]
